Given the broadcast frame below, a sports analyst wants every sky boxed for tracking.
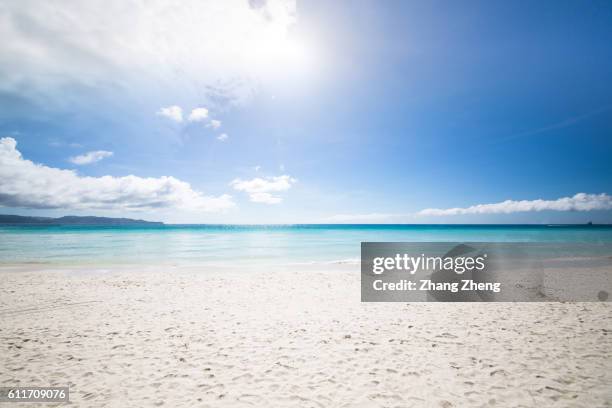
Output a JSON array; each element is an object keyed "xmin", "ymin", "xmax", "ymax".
[{"xmin": 0, "ymin": 0, "xmax": 611, "ymax": 224}]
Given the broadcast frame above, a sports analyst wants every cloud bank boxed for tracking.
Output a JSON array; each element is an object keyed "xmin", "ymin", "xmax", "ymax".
[
  {"xmin": 230, "ymin": 175, "xmax": 296, "ymax": 204},
  {"xmin": 419, "ymin": 193, "xmax": 612, "ymax": 216},
  {"xmin": 0, "ymin": 138, "xmax": 234, "ymax": 212},
  {"xmin": 69, "ymin": 150, "xmax": 113, "ymax": 165},
  {"xmin": 0, "ymin": 0, "xmax": 299, "ymax": 107}
]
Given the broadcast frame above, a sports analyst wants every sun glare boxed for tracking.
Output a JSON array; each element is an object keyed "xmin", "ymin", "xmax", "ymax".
[{"xmin": 243, "ymin": 18, "xmax": 318, "ymax": 82}]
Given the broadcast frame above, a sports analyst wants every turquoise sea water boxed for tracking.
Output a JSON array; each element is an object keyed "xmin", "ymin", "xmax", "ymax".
[{"xmin": 1, "ymin": 224, "xmax": 612, "ymax": 267}]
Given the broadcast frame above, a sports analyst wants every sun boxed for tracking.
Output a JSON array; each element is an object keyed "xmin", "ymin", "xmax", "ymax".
[{"xmin": 242, "ymin": 15, "xmax": 318, "ymax": 81}]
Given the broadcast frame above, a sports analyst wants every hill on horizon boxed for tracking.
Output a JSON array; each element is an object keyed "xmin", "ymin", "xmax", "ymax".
[{"xmin": 0, "ymin": 214, "xmax": 163, "ymax": 226}]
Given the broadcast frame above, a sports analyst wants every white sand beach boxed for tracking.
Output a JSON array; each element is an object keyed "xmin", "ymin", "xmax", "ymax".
[{"xmin": 1, "ymin": 265, "xmax": 611, "ymax": 407}]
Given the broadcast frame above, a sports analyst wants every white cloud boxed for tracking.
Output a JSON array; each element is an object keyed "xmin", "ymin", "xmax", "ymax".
[
  {"xmin": 69, "ymin": 150, "xmax": 113, "ymax": 165},
  {"xmin": 217, "ymin": 133, "xmax": 229, "ymax": 141},
  {"xmin": 157, "ymin": 105, "xmax": 183, "ymax": 122},
  {"xmin": 249, "ymin": 192, "xmax": 282, "ymax": 204},
  {"xmin": 208, "ymin": 119, "xmax": 222, "ymax": 129},
  {"xmin": 230, "ymin": 174, "xmax": 296, "ymax": 204},
  {"xmin": 418, "ymin": 193, "xmax": 612, "ymax": 216},
  {"xmin": 0, "ymin": 137, "xmax": 235, "ymax": 212},
  {"xmin": 231, "ymin": 175, "xmax": 296, "ymax": 193},
  {"xmin": 0, "ymin": 0, "xmax": 300, "ymax": 108},
  {"xmin": 254, "ymin": 165, "xmax": 261, "ymax": 171},
  {"xmin": 188, "ymin": 107, "xmax": 209, "ymax": 122}
]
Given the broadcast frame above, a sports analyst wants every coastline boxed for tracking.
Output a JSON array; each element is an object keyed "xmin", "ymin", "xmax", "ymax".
[{"xmin": 2, "ymin": 264, "xmax": 611, "ymax": 407}]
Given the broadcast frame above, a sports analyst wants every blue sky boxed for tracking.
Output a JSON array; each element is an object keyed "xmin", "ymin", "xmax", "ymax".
[{"xmin": 0, "ymin": 0, "xmax": 611, "ymax": 223}]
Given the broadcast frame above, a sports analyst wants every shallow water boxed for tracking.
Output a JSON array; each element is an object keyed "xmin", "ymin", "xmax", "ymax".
[{"xmin": 1, "ymin": 224, "xmax": 612, "ymax": 266}]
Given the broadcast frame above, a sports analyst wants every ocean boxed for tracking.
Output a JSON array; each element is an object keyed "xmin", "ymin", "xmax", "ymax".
[{"xmin": 1, "ymin": 224, "xmax": 612, "ymax": 267}]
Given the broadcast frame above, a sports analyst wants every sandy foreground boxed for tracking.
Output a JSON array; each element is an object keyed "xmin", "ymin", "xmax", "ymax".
[{"xmin": 1, "ymin": 264, "xmax": 611, "ymax": 408}]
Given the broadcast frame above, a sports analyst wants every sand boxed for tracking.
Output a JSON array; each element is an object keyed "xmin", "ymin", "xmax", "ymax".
[{"xmin": 1, "ymin": 264, "xmax": 611, "ymax": 407}]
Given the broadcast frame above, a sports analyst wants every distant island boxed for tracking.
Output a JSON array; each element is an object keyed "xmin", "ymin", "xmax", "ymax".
[{"xmin": 0, "ymin": 214, "xmax": 163, "ymax": 226}]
